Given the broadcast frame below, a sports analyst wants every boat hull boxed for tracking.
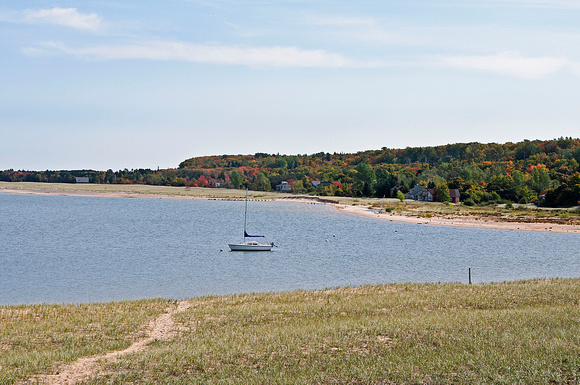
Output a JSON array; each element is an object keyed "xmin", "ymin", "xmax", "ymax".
[{"xmin": 228, "ymin": 243, "xmax": 273, "ymax": 251}]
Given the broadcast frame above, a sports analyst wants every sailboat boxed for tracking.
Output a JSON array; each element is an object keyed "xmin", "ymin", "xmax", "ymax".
[{"xmin": 228, "ymin": 188, "xmax": 274, "ymax": 251}]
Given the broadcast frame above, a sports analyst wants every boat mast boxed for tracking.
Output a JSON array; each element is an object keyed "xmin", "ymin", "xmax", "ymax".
[{"xmin": 243, "ymin": 187, "xmax": 248, "ymax": 242}]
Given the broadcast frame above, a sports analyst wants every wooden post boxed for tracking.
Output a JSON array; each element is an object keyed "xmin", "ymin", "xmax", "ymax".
[{"xmin": 469, "ymin": 268, "xmax": 472, "ymax": 285}]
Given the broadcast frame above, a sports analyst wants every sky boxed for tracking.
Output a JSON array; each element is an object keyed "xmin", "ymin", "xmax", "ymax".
[{"xmin": 1, "ymin": 0, "xmax": 580, "ymax": 171}]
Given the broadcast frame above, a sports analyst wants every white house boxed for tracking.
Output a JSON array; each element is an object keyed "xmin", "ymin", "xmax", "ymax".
[{"xmin": 276, "ymin": 181, "xmax": 292, "ymax": 192}]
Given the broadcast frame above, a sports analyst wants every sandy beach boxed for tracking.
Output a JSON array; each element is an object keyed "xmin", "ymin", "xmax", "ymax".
[
  {"xmin": 2, "ymin": 184, "xmax": 579, "ymax": 234},
  {"xmin": 0, "ymin": 186, "xmax": 207, "ymax": 200},
  {"xmin": 334, "ymin": 203, "xmax": 580, "ymax": 234}
]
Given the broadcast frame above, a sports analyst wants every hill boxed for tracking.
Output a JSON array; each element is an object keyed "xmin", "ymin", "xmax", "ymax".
[{"xmin": 2, "ymin": 138, "xmax": 580, "ymax": 206}]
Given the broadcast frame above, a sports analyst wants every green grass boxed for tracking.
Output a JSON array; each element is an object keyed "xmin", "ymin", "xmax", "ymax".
[
  {"xmin": 0, "ymin": 299, "xmax": 171, "ymax": 384},
  {"xmin": 3, "ymin": 280, "xmax": 578, "ymax": 384},
  {"xmin": 143, "ymin": 280, "xmax": 580, "ymax": 384}
]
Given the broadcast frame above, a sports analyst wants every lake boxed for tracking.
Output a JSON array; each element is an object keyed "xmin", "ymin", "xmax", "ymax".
[{"xmin": 1, "ymin": 193, "xmax": 578, "ymax": 305}]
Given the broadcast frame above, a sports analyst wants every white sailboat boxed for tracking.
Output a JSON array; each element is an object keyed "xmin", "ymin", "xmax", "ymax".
[{"xmin": 228, "ymin": 188, "xmax": 274, "ymax": 251}]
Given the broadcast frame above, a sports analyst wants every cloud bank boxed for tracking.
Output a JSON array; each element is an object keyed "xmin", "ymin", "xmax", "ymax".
[
  {"xmin": 26, "ymin": 41, "xmax": 378, "ymax": 68},
  {"xmin": 1, "ymin": 7, "xmax": 102, "ymax": 31},
  {"xmin": 443, "ymin": 51, "xmax": 569, "ymax": 79},
  {"xmin": 24, "ymin": 40, "xmax": 576, "ymax": 79}
]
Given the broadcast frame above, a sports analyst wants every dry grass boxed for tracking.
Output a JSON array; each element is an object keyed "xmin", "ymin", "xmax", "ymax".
[
  {"xmin": 11, "ymin": 279, "xmax": 571, "ymax": 385},
  {"xmin": 0, "ymin": 181, "xmax": 289, "ymax": 200},
  {"xmin": 0, "ymin": 299, "xmax": 171, "ymax": 384}
]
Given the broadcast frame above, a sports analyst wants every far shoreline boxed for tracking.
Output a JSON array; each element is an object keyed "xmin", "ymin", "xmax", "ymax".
[{"xmin": 1, "ymin": 181, "xmax": 579, "ymax": 234}]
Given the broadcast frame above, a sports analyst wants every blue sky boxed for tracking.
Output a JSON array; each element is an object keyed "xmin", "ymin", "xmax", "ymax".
[{"xmin": 2, "ymin": 0, "xmax": 580, "ymax": 171}]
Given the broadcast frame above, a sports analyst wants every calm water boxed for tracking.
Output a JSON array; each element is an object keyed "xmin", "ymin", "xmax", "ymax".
[{"xmin": 1, "ymin": 193, "xmax": 579, "ymax": 305}]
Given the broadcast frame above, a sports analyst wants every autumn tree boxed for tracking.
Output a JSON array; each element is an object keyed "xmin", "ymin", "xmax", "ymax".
[
  {"xmin": 353, "ymin": 162, "xmax": 376, "ymax": 197},
  {"xmin": 435, "ymin": 181, "xmax": 451, "ymax": 203},
  {"xmin": 529, "ymin": 166, "xmax": 551, "ymax": 192},
  {"xmin": 544, "ymin": 173, "xmax": 580, "ymax": 207},
  {"xmin": 375, "ymin": 168, "xmax": 397, "ymax": 198},
  {"xmin": 229, "ymin": 170, "xmax": 243, "ymax": 189},
  {"xmin": 252, "ymin": 172, "xmax": 271, "ymax": 191},
  {"xmin": 292, "ymin": 180, "xmax": 305, "ymax": 193}
]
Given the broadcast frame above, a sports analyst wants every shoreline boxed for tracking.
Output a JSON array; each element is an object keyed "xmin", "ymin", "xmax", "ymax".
[
  {"xmin": 2, "ymin": 185, "xmax": 579, "ymax": 234},
  {"xmin": 277, "ymin": 196, "xmax": 580, "ymax": 234},
  {"xmin": 335, "ymin": 204, "xmax": 580, "ymax": 234}
]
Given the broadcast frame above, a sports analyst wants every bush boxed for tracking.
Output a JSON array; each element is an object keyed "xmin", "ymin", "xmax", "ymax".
[{"xmin": 396, "ymin": 190, "xmax": 405, "ymax": 202}]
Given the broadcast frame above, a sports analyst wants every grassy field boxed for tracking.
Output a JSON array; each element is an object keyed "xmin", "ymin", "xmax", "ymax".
[
  {"xmin": 0, "ymin": 299, "xmax": 171, "ymax": 385},
  {"xmin": 2, "ymin": 279, "xmax": 579, "ymax": 384}
]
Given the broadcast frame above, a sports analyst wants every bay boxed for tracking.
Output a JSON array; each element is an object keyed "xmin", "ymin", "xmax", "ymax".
[{"xmin": 0, "ymin": 193, "xmax": 578, "ymax": 305}]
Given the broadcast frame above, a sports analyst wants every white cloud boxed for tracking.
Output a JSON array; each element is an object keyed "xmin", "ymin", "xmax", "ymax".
[
  {"xmin": 27, "ymin": 40, "xmax": 379, "ymax": 68},
  {"xmin": 22, "ymin": 41, "xmax": 579, "ymax": 78},
  {"xmin": 443, "ymin": 51, "xmax": 569, "ymax": 79},
  {"xmin": 23, "ymin": 8, "xmax": 102, "ymax": 31}
]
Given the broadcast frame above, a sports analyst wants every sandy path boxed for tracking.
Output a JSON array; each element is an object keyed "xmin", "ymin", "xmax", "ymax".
[{"xmin": 25, "ymin": 301, "xmax": 192, "ymax": 385}]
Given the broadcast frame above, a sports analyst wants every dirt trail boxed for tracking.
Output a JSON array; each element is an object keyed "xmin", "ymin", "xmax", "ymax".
[{"xmin": 25, "ymin": 300, "xmax": 192, "ymax": 385}]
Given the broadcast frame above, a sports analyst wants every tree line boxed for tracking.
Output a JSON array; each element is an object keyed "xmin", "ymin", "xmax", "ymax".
[{"xmin": 2, "ymin": 138, "xmax": 580, "ymax": 207}]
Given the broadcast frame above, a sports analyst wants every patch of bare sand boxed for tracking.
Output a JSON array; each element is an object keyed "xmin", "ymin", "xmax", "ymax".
[{"xmin": 22, "ymin": 301, "xmax": 193, "ymax": 385}]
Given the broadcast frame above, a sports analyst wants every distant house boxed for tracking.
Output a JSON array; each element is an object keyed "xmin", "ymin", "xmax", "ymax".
[
  {"xmin": 276, "ymin": 181, "xmax": 292, "ymax": 192},
  {"xmin": 449, "ymin": 189, "xmax": 461, "ymax": 203},
  {"xmin": 75, "ymin": 177, "xmax": 89, "ymax": 183},
  {"xmin": 311, "ymin": 180, "xmax": 332, "ymax": 189},
  {"xmin": 406, "ymin": 185, "xmax": 435, "ymax": 202},
  {"xmin": 405, "ymin": 185, "xmax": 424, "ymax": 200},
  {"xmin": 424, "ymin": 188, "xmax": 436, "ymax": 202},
  {"xmin": 407, "ymin": 184, "xmax": 461, "ymax": 203},
  {"xmin": 389, "ymin": 185, "xmax": 405, "ymax": 198}
]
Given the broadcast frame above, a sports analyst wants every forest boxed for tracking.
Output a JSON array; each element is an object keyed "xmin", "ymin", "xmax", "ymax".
[{"xmin": 2, "ymin": 138, "xmax": 580, "ymax": 207}]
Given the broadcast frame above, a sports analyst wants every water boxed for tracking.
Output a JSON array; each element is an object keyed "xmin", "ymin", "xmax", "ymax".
[{"xmin": 1, "ymin": 193, "xmax": 578, "ymax": 305}]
